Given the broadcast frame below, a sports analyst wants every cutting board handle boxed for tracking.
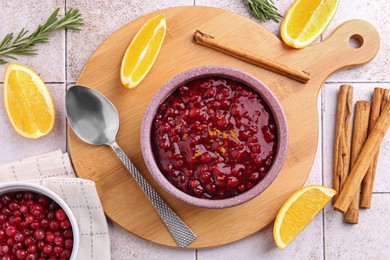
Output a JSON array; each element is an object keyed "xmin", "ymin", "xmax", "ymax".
[{"xmin": 306, "ymin": 19, "xmax": 380, "ymax": 81}]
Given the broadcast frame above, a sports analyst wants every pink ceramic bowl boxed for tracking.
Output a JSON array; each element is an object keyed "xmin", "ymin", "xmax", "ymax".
[{"xmin": 141, "ymin": 66, "xmax": 288, "ymax": 208}]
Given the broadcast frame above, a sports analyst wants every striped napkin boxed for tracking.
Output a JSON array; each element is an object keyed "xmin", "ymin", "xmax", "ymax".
[{"xmin": 0, "ymin": 150, "xmax": 110, "ymax": 260}]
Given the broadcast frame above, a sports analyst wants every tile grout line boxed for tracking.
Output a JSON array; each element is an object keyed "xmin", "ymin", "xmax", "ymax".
[
  {"xmin": 321, "ymin": 87, "xmax": 326, "ymax": 260},
  {"xmin": 64, "ymin": 0, "xmax": 69, "ymax": 154}
]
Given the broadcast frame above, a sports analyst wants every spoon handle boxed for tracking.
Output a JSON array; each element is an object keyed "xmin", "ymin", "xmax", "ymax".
[{"xmin": 110, "ymin": 141, "xmax": 196, "ymax": 248}]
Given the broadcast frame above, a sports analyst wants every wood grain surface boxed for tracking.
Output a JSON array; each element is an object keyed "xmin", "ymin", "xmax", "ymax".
[{"xmin": 67, "ymin": 6, "xmax": 379, "ymax": 248}]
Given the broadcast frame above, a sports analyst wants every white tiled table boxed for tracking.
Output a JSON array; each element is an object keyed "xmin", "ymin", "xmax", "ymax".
[{"xmin": 1, "ymin": 1, "xmax": 389, "ymax": 259}]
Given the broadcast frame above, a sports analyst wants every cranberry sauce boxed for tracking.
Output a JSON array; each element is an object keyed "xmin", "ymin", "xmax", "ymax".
[{"xmin": 152, "ymin": 77, "xmax": 277, "ymax": 200}]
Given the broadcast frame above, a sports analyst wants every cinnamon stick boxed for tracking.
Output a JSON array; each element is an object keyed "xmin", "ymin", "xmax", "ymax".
[
  {"xmin": 334, "ymin": 101, "xmax": 390, "ymax": 213},
  {"xmin": 360, "ymin": 88, "xmax": 389, "ymax": 208},
  {"xmin": 333, "ymin": 85, "xmax": 353, "ymax": 203},
  {"xmin": 344, "ymin": 101, "xmax": 370, "ymax": 224},
  {"xmin": 193, "ymin": 30, "xmax": 311, "ymax": 83}
]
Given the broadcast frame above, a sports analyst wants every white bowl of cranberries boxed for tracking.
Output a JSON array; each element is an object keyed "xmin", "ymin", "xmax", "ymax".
[
  {"xmin": 141, "ymin": 66, "xmax": 288, "ymax": 208},
  {"xmin": 0, "ymin": 182, "xmax": 79, "ymax": 260}
]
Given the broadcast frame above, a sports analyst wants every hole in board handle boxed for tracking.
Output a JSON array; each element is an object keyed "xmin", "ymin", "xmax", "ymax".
[{"xmin": 349, "ymin": 34, "xmax": 364, "ymax": 49}]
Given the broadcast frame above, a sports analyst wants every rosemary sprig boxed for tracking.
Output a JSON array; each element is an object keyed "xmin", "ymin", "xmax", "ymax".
[
  {"xmin": 247, "ymin": 0, "xmax": 283, "ymax": 23},
  {"xmin": 0, "ymin": 8, "xmax": 83, "ymax": 65}
]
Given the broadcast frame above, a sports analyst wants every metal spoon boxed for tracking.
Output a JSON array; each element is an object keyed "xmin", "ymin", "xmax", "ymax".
[{"xmin": 65, "ymin": 85, "xmax": 196, "ymax": 248}]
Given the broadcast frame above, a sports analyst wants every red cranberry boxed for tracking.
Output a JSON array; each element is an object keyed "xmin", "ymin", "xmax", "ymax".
[
  {"xmin": 20, "ymin": 205, "xmax": 28, "ymax": 214},
  {"xmin": 16, "ymin": 249, "xmax": 27, "ymax": 259},
  {"xmin": 25, "ymin": 215, "xmax": 34, "ymax": 224},
  {"xmin": 54, "ymin": 209, "xmax": 67, "ymax": 221},
  {"xmin": 5, "ymin": 225, "xmax": 17, "ymax": 237},
  {"xmin": 27, "ymin": 244, "xmax": 38, "ymax": 253},
  {"xmin": 54, "ymin": 235, "xmax": 64, "ymax": 246},
  {"xmin": 24, "ymin": 237, "xmax": 35, "ymax": 247},
  {"xmin": 49, "ymin": 220, "xmax": 60, "ymax": 231},
  {"xmin": 62, "ymin": 229, "xmax": 73, "ymax": 238},
  {"xmin": 0, "ymin": 230, "xmax": 5, "ymax": 239},
  {"xmin": 37, "ymin": 196, "xmax": 49, "ymax": 207},
  {"xmin": 53, "ymin": 245, "xmax": 62, "ymax": 255},
  {"xmin": 1, "ymin": 195, "xmax": 12, "ymax": 205},
  {"xmin": 0, "ymin": 244, "xmax": 10, "ymax": 255},
  {"xmin": 23, "ymin": 192, "xmax": 34, "ymax": 200},
  {"xmin": 48, "ymin": 201, "xmax": 59, "ymax": 211},
  {"xmin": 26, "ymin": 253, "xmax": 38, "ymax": 260},
  {"xmin": 30, "ymin": 205, "xmax": 43, "ymax": 217},
  {"xmin": 45, "ymin": 232, "xmax": 55, "ymax": 243},
  {"xmin": 33, "ymin": 229, "xmax": 45, "ymax": 241},
  {"xmin": 42, "ymin": 244, "xmax": 52, "ymax": 254},
  {"xmin": 14, "ymin": 232, "xmax": 24, "ymax": 243},
  {"xmin": 30, "ymin": 221, "xmax": 40, "ymax": 230},
  {"xmin": 64, "ymin": 238, "xmax": 73, "ymax": 249},
  {"xmin": 0, "ymin": 214, "xmax": 7, "ymax": 223},
  {"xmin": 8, "ymin": 202, "xmax": 19, "ymax": 211},
  {"xmin": 60, "ymin": 248, "xmax": 71, "ymax": 258},
  {"xmin": 36, "ymin": 241, "xmax": 45, "ymax": 250}
]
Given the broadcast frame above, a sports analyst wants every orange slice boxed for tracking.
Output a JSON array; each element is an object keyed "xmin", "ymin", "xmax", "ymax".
[
  {"xmin": 280, "ymin": 0, "xmax": 339, "ymax": 48},
  {"xmin": 120, "ymin": 14, "xmax": 166, "ymax": 89},
  {"xmin": 3, "ymin": 63, "xmax": 55, "ymax": 139},
  {"xmin": 273, "ymin": 185, "xmax": 336, "ymax": 249}
]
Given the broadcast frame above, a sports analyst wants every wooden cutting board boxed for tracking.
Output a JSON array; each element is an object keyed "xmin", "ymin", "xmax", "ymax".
[{"xmin": 68, "ymin": 6, "xmax": 379, "ymax": 248}]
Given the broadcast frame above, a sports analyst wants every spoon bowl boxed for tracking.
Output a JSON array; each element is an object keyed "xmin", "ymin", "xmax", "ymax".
[{"xmin": 65, "ymin": 86, "xmax": 119, "ymax": 145}]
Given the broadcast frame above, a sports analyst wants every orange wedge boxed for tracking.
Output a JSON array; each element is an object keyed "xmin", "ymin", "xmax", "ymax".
[
  {"xmin": 3, "ymin": 63, "xmax": 55, "ymax": 139},
  {"xmin": 281, "ymin": 0, "xmax": 339, "ymax": 48},
  {"xmin": 120, "ymin": 14, "xmax": 166, "ymax": 89},
  {"xmin": 273, "ymin": 185, "xmax": 336, "ymax": 249}
]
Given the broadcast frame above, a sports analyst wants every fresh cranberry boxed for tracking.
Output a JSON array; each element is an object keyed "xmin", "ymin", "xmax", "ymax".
[
  {"xmin": 0, "ymin": 214, "xmax": 7, "ymax": 224},
  {"xmin": 0, "ymin": 229, "xmax": 5, "ymax": 239},
  {"xmin": 6, "ymin": 237, "xmax": 15, "ymax": 246},
  {"xmin": 5, "ymin": 225, "xmax": 17, "ymax": 237},
  {"xmin": 49, "ymin": 220, "xmax": 60, "ymax": 231},
  {"xmin": 36, "ymin": 241, "xmax": 45, "ymax": 250},
  {"xmin": 23, "ymin": 192, "xmax": 34, "ymax": 200},
  {"xmin": 14, "ymin": 232, "xmax": 24, "ymax": 243},
  {"xmin": 19, "ymin": 205, "xmax": 28, "ymax": 214},
  {"xmin": 25, "ymin": 215, "xmax": 34, "ymax": 224},
  {"xmin": 42, "ymin": 244, "xmax": 52, "ymax": 254},
  {"xmin": 1, "ymin": 195, "xmax": 12, "ymax": 205},
  {"xmin": 52, "ymin": 245, "xmax": 62, "ymax": 255},
  {"xmin": 62, "ymin": 229, "xmax": 73, "ymax": 238},
  {"xmin": 64, "ymin": 238, "xmax": 73, "ymax": 249},
  {"xmin": 8, "ymin": 202, "xmax": 19, "ymax": 211},
  {"xmin": 48, "ymin": 201, "xmax": 59, "ymax": 211},
  {"xmin": 24, "ymin": 237, "xmax": 35, "ymax": 247},
  {"xmin": 30, "ymin": 205, "xmax": 43, "ymax": 217},
  {"xmin": 45, "ymin": 232, "xmax": 55, "ymax": 243},
  {"xmin": 54, "ymin": 236, "xmax": 64, "ymax": 246},
  {"xmin": 16, "ymin": 249, "xmax": 27, "ymax": 259},
  {"xmin": 26, "ymin": 253, "xmax": 38, "ymax": 260},
  {"xmin": 0, "ymin": 244, "xmax": 10, "ymax": 255},
  {"xmin": 36, "ymin": 196, "xmax": 49, "ymax": 207},
  {"xmin": 60, "ymin": 220, "xmax": 71, "ymax": 230},
  {"xmin": 30, "ymin": 221, "xmax": 40, "ymax": 230},
  {"xmin": 27, "ymin": 244, "xmax": 38, "ymax": 253},
  {"xmin": 54, "ymin": 209, "xmax": 67, "ymax": 221},
  {"xmin": 33, "ymin": 229, "xmax": 45, "ymax": 241},
  {"xmin": 60, "ymin": 249, "xmax": 71, "ymax": 258}
]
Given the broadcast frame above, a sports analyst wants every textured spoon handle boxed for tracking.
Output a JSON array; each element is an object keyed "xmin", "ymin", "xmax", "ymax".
[{"xmin": 110, "ymin": 141, "xmax": 196, "ymax": 248}]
